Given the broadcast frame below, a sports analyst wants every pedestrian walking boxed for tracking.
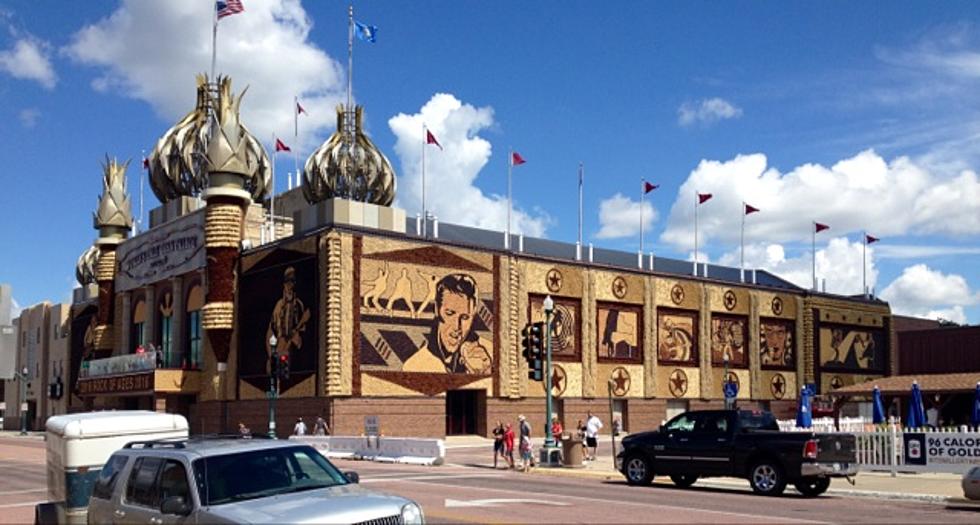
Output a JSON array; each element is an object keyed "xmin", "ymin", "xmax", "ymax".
[
  {"xmin": 492, "ymin": 421, "xmax": 505, "ymax": 468},
  {"xmin": 585, "ymin": 411, "xmax": 603, "ymax": 460},
  {"xmin": 313, "ymin": 416, "xmax": 330, "ymax": 436},
  {"xmin": 520, "ymin": 434, "xmax": 532, "ymax": 473},
  {"xmin": 518, "ymin": 414, "xmax": 534, "ymax": 467},
  {"xmin": 576, "ymin": 419, "xmax": 588, "ymax": 459},
  {"xmin": 503, "ymin": 423, "xmax": 516, "ymax": 469},
  {"xmin": 293, "ymin": 417, "xmax": 307, "ymax": 436}
]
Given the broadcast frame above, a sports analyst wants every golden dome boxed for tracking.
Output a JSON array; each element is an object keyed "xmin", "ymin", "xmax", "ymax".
[
  {"xmin": 302, "ymin": 105, "xmax": 396, "ymax": 206},
  {"xmin": 147, "ymin": 75, "xmax": 271, "ymax": 203},
  {"xmin": 93, "ymin": 156, "xmax": 134, "ymax": 232},
  {"xmin": 75, "ymin": 245, "xmax": 99, "ymax": 286}
]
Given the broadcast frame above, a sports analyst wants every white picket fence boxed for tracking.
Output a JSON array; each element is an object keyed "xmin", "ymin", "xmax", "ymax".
[{"xmin": 778, "ymin": 417, "xmax": 980, "ymax": 475}]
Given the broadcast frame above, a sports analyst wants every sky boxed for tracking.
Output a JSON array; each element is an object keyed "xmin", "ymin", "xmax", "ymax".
[{"xmin": 1, "ymin": 0, "xmax": 979, "ymax": 324}]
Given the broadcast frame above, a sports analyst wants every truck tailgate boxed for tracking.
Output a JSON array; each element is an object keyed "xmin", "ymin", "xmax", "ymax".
[{"xmin": 815, "ymin": 433, "xmax": 856, "ymax": 463}]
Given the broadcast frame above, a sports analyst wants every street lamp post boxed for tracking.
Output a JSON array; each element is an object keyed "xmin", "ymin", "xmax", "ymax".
[
  {"xmin": 543, "ymin": 295, "xmax": 555, "ymax": 448},
  {"xmin": 268, "ymin": 334, "xmax": 278, "ymax": 439},
  {"xmin": 723, "ymin": 354, "xmax": 732, "ymax": 410},
  {"xmin": 18, "ymin": 366, "xmax": 28, "ymax": 435}
]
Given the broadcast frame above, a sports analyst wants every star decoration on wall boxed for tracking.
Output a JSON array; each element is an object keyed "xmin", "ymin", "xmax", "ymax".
[
  {"xmin": 668, "ymin": 369, "xmax": 688, "ymax": 397},
  {"xmin": 770, "ymin": 374, "xmax": 786, "ymax": 399},
  {"xmin": 551, "ymin": 364, "xmax": 567, "ymax": 397},
  {"xmin": 771, "ymin": 297, "xmax": 784, "ymax": 316},
  {"xmin": 723, "ymin": 290, "xmax": 737, "ymax": 311},
  {"xmin": 671, "ymin": 284, "xmax": 685, "ymax": 305},
  {"xmin": 612, "ymin": 277, "xmax": 628, "ymax": 299},
  {"xmin": 546, "ymin": 268, "xmax": 563, "ymax": 293},
  {"xmin": 610, "ymin": 367, "xmax": 631, "ymax": 396}
]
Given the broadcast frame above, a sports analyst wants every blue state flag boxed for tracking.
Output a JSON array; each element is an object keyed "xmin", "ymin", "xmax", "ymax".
[{"xmin": 355, "ymin": 21, "xmax": 378, "ymax": 43}]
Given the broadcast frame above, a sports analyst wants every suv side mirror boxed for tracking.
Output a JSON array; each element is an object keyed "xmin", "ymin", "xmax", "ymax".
[
  {"xmin": 344, "ymin": 471, "xmax": 360, "ymax": 484},
  {"xmin": 160, "ymin": 496, "xmax": 192, "ymax": 516}
]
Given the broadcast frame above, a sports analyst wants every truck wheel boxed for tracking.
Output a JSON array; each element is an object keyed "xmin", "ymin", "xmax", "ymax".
[
  {"xmin": 669, "ymin": 474, "xmax": 698, "ymax": 488},
  {"xmin": 794, "ymin": 477, "xmax": 831, "ymax": 497},
  {"xmin": 624, "ymin": 454, "xmax": 653, "ymax": 486},
  {"xmin": 749, "ymin": 461, "xmax": 786, "ymax": 496}
]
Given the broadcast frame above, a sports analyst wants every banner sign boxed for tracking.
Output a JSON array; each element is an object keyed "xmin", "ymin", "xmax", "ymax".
[
  {"xmin": 115, "ymin": 211, "xmax": 205, "ymax": 292},
  {"xmin": 77, "ymin": 372, "xmax": 153, "ymax": 396},
  {"xmin": 904, "ymin": 432, "xmax": 980, "ymax": 467}
]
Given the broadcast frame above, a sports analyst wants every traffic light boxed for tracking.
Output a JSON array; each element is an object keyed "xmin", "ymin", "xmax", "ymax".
[
  {"xmin": 522, "ymin": 322, "xmax": 545, "ymax": 381},
  {"xmin": 278, "ymin": 354, "xmax": 291, "ymax": 381},
  {"xmin": 269, "ymin": 350, "xmax": 280, "ymax": 391}
]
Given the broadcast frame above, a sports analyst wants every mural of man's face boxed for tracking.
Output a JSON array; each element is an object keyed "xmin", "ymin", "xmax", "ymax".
[
  {"xmin": 437, "ymin": 290, "xmax": 475, "ymax": 353},
  {"xmin": 765, "ymin": 326, "xmax": 787, "ymax": 358},
  {"xmin": 283, "ymin": 271, "xmax": 296, "ymax": 299}
]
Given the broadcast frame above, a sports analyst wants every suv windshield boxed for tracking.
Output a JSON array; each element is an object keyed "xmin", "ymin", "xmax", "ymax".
[{"xmin": 193, "ymin": 445, "xmax": 349, "ymax": 506}]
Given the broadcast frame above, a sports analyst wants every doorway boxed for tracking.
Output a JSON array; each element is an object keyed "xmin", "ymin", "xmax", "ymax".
[{"xmin": 446, "ymin": 390, "xmax": 482, "ymax": 435}]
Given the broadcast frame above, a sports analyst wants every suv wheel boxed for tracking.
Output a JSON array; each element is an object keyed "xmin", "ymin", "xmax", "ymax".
[
  {"xmin": 749, "ymin": 461, "xmax": 786, "ymax": 496},
  {"xmin": 624, "ymin": 455, "xmax": 653, "ymax": 486},
  {"xmin": 669, "ymin": 473, "xmax": 698, "ymax": 488},
  {"xmin": 794, "ymin": 477, "xmax": 831, "ymax": 497}
]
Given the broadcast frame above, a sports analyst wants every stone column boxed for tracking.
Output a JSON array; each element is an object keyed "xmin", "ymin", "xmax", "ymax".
[
  {"xmin": 581, "ymin": 268, "xmax": 597, "ymax": 398},
  {"xmin": 748, "ymin": 293, "xmax": 761, "ymax": 400},
  {"xmin": 120, "ymin": 292, "xmax": 132, "ymax": 355},
  {"xmin": 144, "ymin": 286, "xmax": 157, "ymax": 349},
  {"xmin": 171, "ymin": 276, "xmax": 185, "ymax": 366},
  {"xmin": 643, "ymin": 277, "xmax": 658, "ymax": 398},
  {"xmin": 797, "ymin": 296, "xmax": 810, "ymax": 386},
  {"xmin": 699, "ymin": 285, "xmax": 712, "ymax": 400}
]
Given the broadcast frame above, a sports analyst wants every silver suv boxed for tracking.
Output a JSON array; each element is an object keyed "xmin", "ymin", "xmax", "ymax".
[{"xmin": 86, "ymin": 436, "xmax": 424, "ymax": 524}]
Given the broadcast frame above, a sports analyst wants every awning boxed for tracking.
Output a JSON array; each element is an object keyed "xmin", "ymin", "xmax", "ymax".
[{"xmin": 830, "ymin": 372, "xmax": 980, "ymax": 397}]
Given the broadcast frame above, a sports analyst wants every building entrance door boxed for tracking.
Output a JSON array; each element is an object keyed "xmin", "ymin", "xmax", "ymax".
[{"xmin": 446, "ymin": 390, "xmax": 479, "ymax": 435}]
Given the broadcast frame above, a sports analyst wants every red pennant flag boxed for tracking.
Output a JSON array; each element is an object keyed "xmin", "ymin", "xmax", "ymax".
[
  {"xmin": 511, "ymin": 151, "xmax": 526, "ymax": 166},
  {"xmin": 296, "ymin": 102, "xmax": 306, "ymax": 115},
  {"xmin": 866, "ymin": 234, "xmax": 879, "ymax": 244},
  {"xmin": 815, "ymin": 222, "xmax": 830, "ymax": 233},
  {"xmin": 275, "ymin": 138, "xmax": 291, "ymax": 152},
  {"xmin": 142, "ymin": 157, "xmax": 149, "ymax": 170},
  {"xmin": 643, "ymin": 181, "xmax": 658, "ymax": 194},
  {"xmin": 426, "ymin": 130, "xmax": 442, "ymax": 150},
  {"xmin": 745, "ymin": 203, "xmax": 760, "ymax": 215},
  {"xmin": 698, "ymin": 193, "xmax": 713, "ymax": 204}
]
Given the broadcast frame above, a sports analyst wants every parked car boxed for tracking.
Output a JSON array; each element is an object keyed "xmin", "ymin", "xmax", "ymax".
[
  {"xmin": 84, "ymin": 436, "xmax": 424, "ymax": 524},
  {"xmin": 616, "ymin": 409, "xmax": 857, "ymax": 497}
]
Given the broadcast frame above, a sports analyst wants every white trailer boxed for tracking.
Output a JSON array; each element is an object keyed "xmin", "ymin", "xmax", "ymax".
[{"xmin": 36, "ymin": 411, "xmax": 188, "ymax": 524}]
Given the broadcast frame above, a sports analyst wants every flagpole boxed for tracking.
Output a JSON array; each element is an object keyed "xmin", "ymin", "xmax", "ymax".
[
  {"xmin": 506, "ymin": 148, "xmax": 512, "ymax": 250},
  {"xmin": 293, "ymin": 96, "xmax": 300, "ymax": 188},
  {"xmin": 211, "ymin": 2, "xmax": 218, "ymax": 80},
  {"xmin": 578, "ymin": 162, "xmax": 583, "ymax": 252},
  {"xmin": 740, "ymin": 202, "xmax": 745, "ymax": 283},
  {"xmin": 346, "ymin": 4, "xmax": 354, "ymax": 146},
  {"xmin": 271, "ymin": 133, "xmax": 277, "ymax": 241},
  {"xmin": 422, "ymin": 123, "xmax": 427, "ymax": 238},
  {"xmin": 693, "ymin": 191, "xmax": 698, "ymax": 276},
  {"xmin": 812, "ymin": 222, "xmax": 817, "ymax": 291},
  {"xmin": 863, "ymin": 230, "xmax": 867, "ymax": 296},
  {"xmin": 139, "ymin": 149, "xmax": 145, "ymax": 234},
  {"xmin": 639, "ymin": 179, "xmax": 645, "ymax": 255}
]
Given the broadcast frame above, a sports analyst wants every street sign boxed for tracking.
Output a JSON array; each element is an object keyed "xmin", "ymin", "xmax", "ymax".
[{"xmin": 723, "ymin": 381, "xmax": 738, "ymax": 399}]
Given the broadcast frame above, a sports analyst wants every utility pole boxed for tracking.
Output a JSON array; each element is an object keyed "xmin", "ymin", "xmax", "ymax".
[{"xmin": 268, "ymin": 334, "xmax": 279, "ymax": 439}]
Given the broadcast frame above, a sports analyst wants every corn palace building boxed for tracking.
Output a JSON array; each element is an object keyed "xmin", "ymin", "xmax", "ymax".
[{"xmin": 66, "ymin": 75, "xmax": 895, "ymax": 438}]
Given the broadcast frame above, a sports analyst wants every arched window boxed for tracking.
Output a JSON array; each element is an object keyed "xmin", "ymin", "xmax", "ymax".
[
  {"xmin": 132, "ymin": 298, "xmax": 147, "ymax": 353},
  {"xmin": 159, "ymin": 291, "xmax": 175, "ymax": 367},
  {"xmin": 186, "ymin": 285, "xmax": 204, "ymax": 370}
]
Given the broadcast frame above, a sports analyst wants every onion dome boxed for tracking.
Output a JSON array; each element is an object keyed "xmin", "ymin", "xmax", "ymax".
[
  {"xmin": 93, "ymin": 156, "xmax": 134, "ymax": 234},
  {"xmin": 75, "ymin": 245, "xmax": 99, "ymax": 286},
  {"xmin": 303, "ymin": 105, "xmax": 396, "ymax": 206},
  {"xmin": 148, "ymin": 74, "xmax": 270, "ymax": 203}
]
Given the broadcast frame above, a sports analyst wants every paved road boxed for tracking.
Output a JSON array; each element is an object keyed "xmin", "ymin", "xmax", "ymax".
[{"xmin": 3, "ymin": 436, "xmax": 978, "ymax": 524}]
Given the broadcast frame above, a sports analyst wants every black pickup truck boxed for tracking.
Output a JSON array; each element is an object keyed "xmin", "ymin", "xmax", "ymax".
[{"xmin": 616, "ymin": 409, "xmax": 856, "ymax": 497}]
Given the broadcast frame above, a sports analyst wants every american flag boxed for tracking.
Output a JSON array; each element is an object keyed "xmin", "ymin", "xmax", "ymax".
[{"xmin": 216, "ymin": 0, "xmax": 244, "ymax": 20}]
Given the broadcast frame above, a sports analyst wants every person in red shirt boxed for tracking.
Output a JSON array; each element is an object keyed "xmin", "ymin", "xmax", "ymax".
[
  {"xmin": 503, "ymin": 423, "xmax": 516, "ymax": 469},
  {"xmin": 551, "ymin": 416, "xmax": 563, "ymax": 439}
]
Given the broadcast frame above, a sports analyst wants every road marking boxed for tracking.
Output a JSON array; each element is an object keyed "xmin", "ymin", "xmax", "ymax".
[
  {"xmin": 445, "ymin": 498, "xmax": 571, "ymax": 508},
  {"xmin": 0, "ymin": 488, "xmax": 46, "ymax": 496},
  {"xmin": 362, "ymin": 473, "xmax": 504, "ymax": 484},
  {"xmin": 393, "ymin": 478, "xmax": 831, "ymax": 524},
  {"xmin": 0, "ymin": 500, "xmax": 45, "ymax": 509}
]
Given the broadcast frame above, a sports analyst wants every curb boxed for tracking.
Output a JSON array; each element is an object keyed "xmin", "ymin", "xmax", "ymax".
[{"xmin": 524, "ymin": 466, "xmax": 956, "ymax": 503}]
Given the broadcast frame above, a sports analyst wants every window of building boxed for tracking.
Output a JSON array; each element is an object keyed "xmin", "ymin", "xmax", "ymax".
[
  {"xmin": 132, "ymin": 299, "xmax": 147, "ymax": 353},
  {"xmin": 159, "ymin": 292, "xmax": 175, "ymax": 367},
  {"xmin": 186, "ymin": 285, "xmax": 204, "ymax": 370}
]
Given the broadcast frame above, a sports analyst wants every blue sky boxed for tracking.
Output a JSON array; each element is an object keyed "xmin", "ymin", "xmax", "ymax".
[{"xmin": 1, "ymin": 0, "xmax": 978, "ymax": 323}]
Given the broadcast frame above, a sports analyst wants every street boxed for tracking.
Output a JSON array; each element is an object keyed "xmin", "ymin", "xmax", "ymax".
[{"xmin": 2, "ymin": 435, "xmax": 979, "ymax": 524}]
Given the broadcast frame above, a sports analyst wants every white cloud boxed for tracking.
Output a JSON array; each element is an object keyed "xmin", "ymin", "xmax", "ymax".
[
  {"xmin": 880, "ymin": 264, "xmax": 979, "ymax": 324},
  {"xmin": 65, "ymin": 0, "xmax": 344, "ymax": 155},
  {"xmin": 659, "ymin": 150, "xmax": 980, "ymax": 250},
  {"xmin": 18, "ymin": 108, "xmax": 39, "ymax": 128},
  {"xmin": 595, "ymin": 193, "xmax": 656, "ymax": 239},
  {"xmin": 388, "ymin": 93, "xmax": 550, "ymax": 237},
  {"xmin": 0, "ymin": 38, "xmax": 56, "ymax": 89},
  {"xmin": 718, "ymin": 237, "xmax": 876, "ymax": 295},
  {"xmin": 875, "ymin": 244, "xmax": 980, "ymax": 259},
  {"xmin": 678, "ymin": 97, "xmax": 742, "ymax": 127}
]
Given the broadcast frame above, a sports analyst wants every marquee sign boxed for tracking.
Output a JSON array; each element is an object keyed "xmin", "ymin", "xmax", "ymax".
[
  {"xmin": 77, "ymin": 372, "xmax": 153, "ymax": 396},
  {"xmin": 115, "ymin": 211, "xmax": 205, "ymax": 292},
  {"xmin": 905, "ymin": 433, "xmax": 980, "ymax": 471}
]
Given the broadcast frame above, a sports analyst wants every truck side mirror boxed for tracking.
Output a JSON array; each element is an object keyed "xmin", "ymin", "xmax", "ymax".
[
  {"xmin": 345, "ymin": 471, "xmax": 360, "ymax": 484},
  {"xmin": 160, "ymin": 496, "xmax": 192, "ymax": 516}
]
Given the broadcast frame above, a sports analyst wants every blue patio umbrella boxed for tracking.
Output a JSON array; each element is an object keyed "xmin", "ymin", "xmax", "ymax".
[
  {"xmin": 796, "ymin": 386, "xmax": 812, "ymax": 429},
  {"xmin": 906, "ymin": 381, "xmax": 926, "ymax": 429},
  {"xmin": 971, "ymin": 382, "xmax": 980, "ymax": 428},
  {"xmin": 872, "ymin": 385, "xmax": 886, "ymax": 425}
]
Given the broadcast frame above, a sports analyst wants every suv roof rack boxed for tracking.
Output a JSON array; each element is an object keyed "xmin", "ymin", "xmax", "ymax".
[
  {"xmin": 123, "ymin": 438, "xmax": 188, "ymax": 449},
  {"xmin": 188, "ymin": 433, "xmax": 274, "ymax": 441}
]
